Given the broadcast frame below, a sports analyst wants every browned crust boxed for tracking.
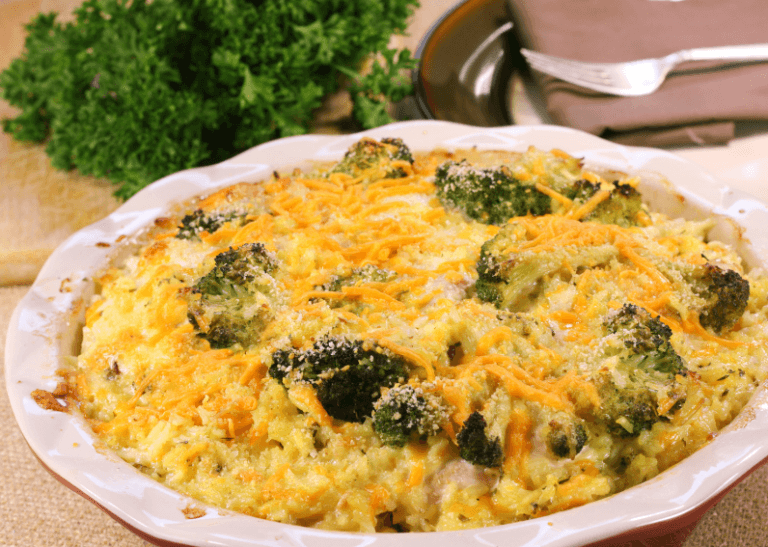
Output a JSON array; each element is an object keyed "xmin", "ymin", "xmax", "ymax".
[
  {"xmin": 181, "ymin": 505, "xmax": 207, "ymax": 520},
  {"xmin": 31, "ymin": 389, "xmax": 68, "ymax": 412}
]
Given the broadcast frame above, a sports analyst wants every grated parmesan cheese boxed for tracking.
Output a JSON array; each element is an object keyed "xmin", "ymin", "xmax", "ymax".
[{"xmin": 67, "ymin": 141, "xmax": 768, "ymax": 533}]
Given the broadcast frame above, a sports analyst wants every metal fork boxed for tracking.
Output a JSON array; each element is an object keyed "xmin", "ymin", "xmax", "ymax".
[{"xmin": 520, "ymin": 44, "xmax": 768, "ymax": 96}]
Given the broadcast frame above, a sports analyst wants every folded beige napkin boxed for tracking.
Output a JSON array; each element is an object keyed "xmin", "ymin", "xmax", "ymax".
[{"xmin": 507, "ymin": 0, "xmax": 768, "ymax": 146}]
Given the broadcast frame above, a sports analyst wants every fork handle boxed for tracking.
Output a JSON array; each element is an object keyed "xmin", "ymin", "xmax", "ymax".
[{"xmin": 680, "ymin": 44, "xmax": 768, "ymax": 63}]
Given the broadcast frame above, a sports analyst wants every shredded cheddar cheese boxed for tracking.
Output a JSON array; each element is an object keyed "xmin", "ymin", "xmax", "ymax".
[{"xmin": 68, "ymin": 140, "xmax": 768, "ymax": 533}]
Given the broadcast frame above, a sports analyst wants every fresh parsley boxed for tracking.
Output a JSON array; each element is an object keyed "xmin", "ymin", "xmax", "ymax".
[{"xmin": 0, "ymin": 0, "xmax": 419, "ymax": 199}]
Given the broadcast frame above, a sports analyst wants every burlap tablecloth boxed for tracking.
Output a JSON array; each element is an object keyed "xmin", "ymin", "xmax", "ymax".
[{"xmin": 1, "ymin": 1, "xmax": 767, "ymax": 545}]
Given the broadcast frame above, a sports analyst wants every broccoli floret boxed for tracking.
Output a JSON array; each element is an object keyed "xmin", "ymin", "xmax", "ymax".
[
  {"xmin": 434, "ymin": 160, "xmax": 551, "ymax": 225},
  {"xmin": 330, "ymin": 137, "xmax": 414, "ymax": 179},
  {"xmin": 595, "ymin": 378, "xmax": 662, "ymax": 438},
  {"xmin": 196, "ymin": 243, "xmax": 277, "ymax": 292},
  {"xmin": 372, "ymin": 384, "xmax": 445, "ymax": 447},
  {"xmin": 688, "ymin": 263, "xmax": 750, "ymax": 333},
  {"xmin": 269, "ymin": 337, "xmax": 409, "ymax": 423},
  {"xmin": 315, "ymin": 266, "xmax": 399, "ymax": 310},
  {"xmin": 511, "ymin": 146, "xmax": 585, "ymax": 190},
  {"xmin": 321, "ymin": 265, "xmax": 397, "ymax": 292},
  {"xmin": 658, "ymin": 259, "xmax": 750, "ymax": 334},
  {"xmin": 565, "ymin": 179, "xmax": 644, "ymax": 227},
  {"xmin": 604, "ymin": 304, "xmax": 686, "ymax": 376},
  {"xmin": 596, "ymin": 304, "xmax": 687, "ymax": 437},
  {"xmin": 456, "ymin": 411, "xmax": 503, "ymax": 468},
  {"xmin": 475, "ymin": 222, "xmax": 618, "ymax": 310},
  {"xmin": 186, "ymin": 243, "xmax": 278, "ymax": 349},
  {"xmin": 176, "ymin": 209, "xmax": 244, "ymax": 240},
  {"xmin": 541, "ymin": 410, "xmax": 588, "ymax": 459},
  {"xmin": 380, "ymin": 137, "xmax": 414, "ymax": 164}
]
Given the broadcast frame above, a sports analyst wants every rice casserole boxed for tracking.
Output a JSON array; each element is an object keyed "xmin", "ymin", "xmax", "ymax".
[{"xmin": 59, "ymin": 137, "xmax": 768, "ymax": 533}]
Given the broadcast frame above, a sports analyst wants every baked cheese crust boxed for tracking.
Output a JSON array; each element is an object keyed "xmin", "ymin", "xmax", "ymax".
[{"xmin": 71, "ymin": 138, "xmax": 768, "ymax": 532}]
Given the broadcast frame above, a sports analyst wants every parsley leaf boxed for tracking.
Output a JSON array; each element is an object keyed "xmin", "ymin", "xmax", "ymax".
[
  {"xmin": 340, "ymin": 48, "xmax": 417, "ymax": 129},
  {"xmin": 0, "ymin": 0, "xmax": 419, "ymax": 199}
]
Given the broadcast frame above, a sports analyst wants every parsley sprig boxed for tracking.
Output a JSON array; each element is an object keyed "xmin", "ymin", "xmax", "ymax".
[{"xmin": 0, "ymin": 0, "xmax": 418, "ymax": 199}]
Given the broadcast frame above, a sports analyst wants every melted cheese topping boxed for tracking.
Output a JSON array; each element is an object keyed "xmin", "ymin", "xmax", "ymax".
[{"xmin": 71, "ymin": 143, "xmax": 768, "ymax": 532}]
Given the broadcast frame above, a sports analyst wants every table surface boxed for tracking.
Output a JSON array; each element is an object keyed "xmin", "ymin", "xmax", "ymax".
[{"xmin": 1, "ymin": 1, "xmax": 767, "ymax": 546}]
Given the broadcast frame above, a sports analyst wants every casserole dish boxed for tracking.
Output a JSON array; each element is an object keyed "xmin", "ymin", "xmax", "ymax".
[{"xmin": 6, "ymin": 120, "xmax": 768, "ymax": 547}]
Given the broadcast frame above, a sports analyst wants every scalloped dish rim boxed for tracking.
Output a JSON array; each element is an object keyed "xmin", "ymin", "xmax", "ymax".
[{"xmin": 6, "ymin": 121, "xmax": 768, "ymax": 547}]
